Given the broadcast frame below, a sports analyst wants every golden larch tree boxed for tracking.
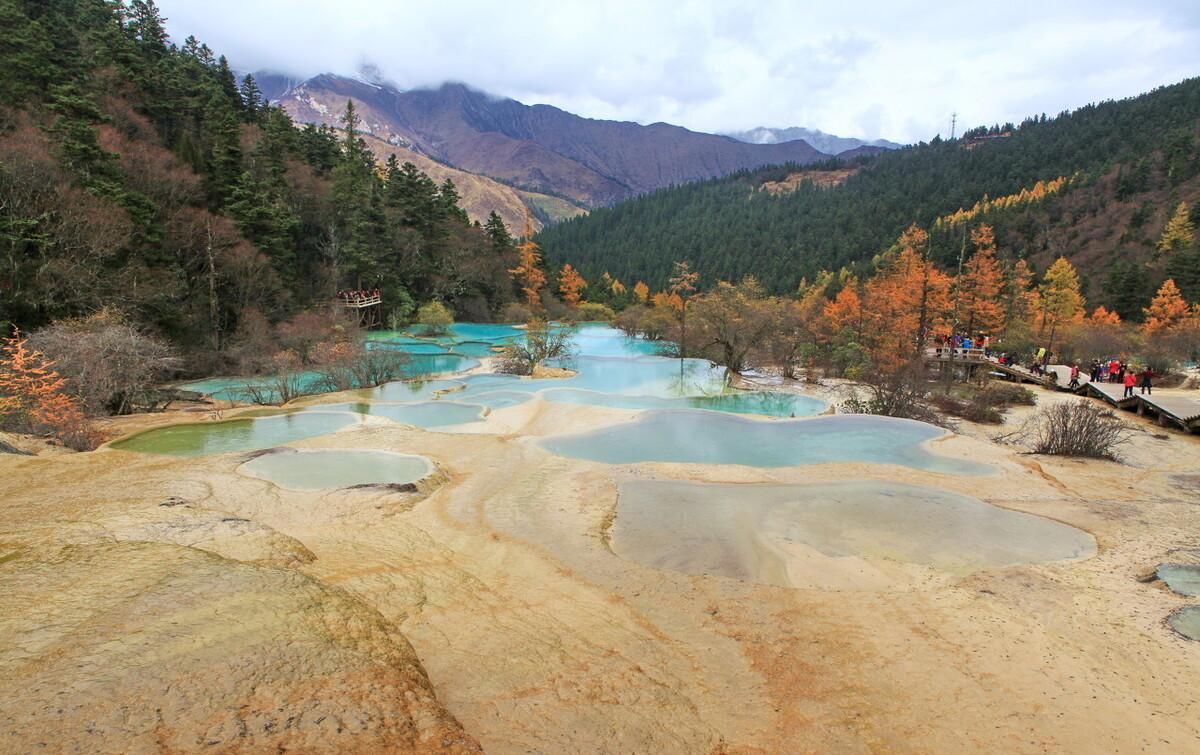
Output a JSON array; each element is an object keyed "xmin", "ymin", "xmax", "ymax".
[
  {"xmin": 1157, "ymin": 201, "xmax": 1195, "ymax": 254},
  {"xmin": 1089, "ymin": 306, "xmax": 1121, "ymax": 326},
  {"xmin": 558, "ymin": 263, "xmax": 587, "ymax": 306},
  {"xmin": 1035, "ymin": 257, "xmax": 1085, "ymax": 350},
  {"xmin": 1142, "ymin": 278, "xmax": 1191, "ymax": 335},
  {"xmin": 822, "ymin": 277, "xmax": 864, "ymax": 343},
  {"xmin": 956, "ymin": 224, "xmax": 1005, "ymax": 336},
  {"xmin": 0, "ymin": 331, "xmax": 94, "ymax": 446},
  {"xmin": 633, "ymin": 281, "xmax": 650, "ymax": 303},
  {"xmin": 863, "ymin": 225, "xmax": 952, "ymax": 368},
  {"xmin": 509, "ymin": 214, "xmax": 547, "ymax": 312}
]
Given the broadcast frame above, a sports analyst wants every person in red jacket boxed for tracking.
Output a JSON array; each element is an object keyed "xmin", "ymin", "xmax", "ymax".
[{"xmin": 1123, "ymin": 370, "xmax": 1136, "ymax": 398}]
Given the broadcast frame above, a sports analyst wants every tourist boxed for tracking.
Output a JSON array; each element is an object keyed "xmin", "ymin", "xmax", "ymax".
[
  {"xmin": 1068, "ymin": 364, "xmax": 1080, "ymax": 389},
  {"xmin": 1139, "ymin": 367, "xmax": 1154, "ymax": 395},
  {"xmin": 1123, "ymin": 369, "xmax": 1136, "ymax": 398},
  {"xmin": 1109, "ymin": 358, "xmax": 1120, "ymax": 382}
]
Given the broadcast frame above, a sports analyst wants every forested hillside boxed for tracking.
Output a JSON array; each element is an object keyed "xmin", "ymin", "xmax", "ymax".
[
  {"xmin": 539, "ymin": 77, "xmax": 1200, "ymax": 314},
  {"xmin": 0, "ymin": 0, "xmax": 520, "ymax": 355}
]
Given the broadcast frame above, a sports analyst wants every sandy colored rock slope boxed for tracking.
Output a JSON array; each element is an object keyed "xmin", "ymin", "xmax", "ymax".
[{"xmin": 2, "ymin": 386, "xmax": 1200, "ymax": 752}]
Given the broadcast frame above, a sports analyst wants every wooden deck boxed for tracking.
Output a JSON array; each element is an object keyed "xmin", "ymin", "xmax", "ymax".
[
  {"xmin": 338, "ymin": 294, "xmax": 382, "ymax": 309},
  {"xmin": 924, "ymin": 347, "xmax": 1200, "ymax": 433},
  {"xmin": 1078, "ymin": 379, "xmax": 1200, "ymax": 432},
  {"xmin": 924, "ymin": 348, "xmax": 1056, "ymax": 386},
  {"xmin": 1134, "ymin": 393, "xmax": 1200, "ymax": 432}
]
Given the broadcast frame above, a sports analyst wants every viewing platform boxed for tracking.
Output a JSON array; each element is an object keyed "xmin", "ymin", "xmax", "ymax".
[
  {"xmin": 337, "ymin": 293, "xmax": 382, "ymax": 309},
  {"xmin": 924, "ymin": 347, "xmax": 1056, "ymax": 387},
  {"xmin": 336, "ymin": 292, "xmax": 383, "ymax": 327}
]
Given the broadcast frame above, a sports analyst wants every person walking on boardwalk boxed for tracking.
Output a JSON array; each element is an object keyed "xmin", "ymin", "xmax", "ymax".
[
  {"xmin": 1139, "ymin": 367, "xmax": 1154, "ymax": 395},
  {"xmin": 1069, "ymin": 364, "xmax": 1080, "ymax": 389},
  {"xmin": 1123, "ymin": 370, "xmax": 1137, "ymax": 398},
  {"xmin": 1109, "ymin": 358, "xmax": 1121, "ymax": 382}
]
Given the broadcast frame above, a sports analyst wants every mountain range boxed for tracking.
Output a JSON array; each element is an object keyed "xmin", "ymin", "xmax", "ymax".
[
  {"xmin": 539, "ymin": 76, "xmax": 1200, "ymax": 317},
  {"xmin": 257, "ymin": 72, "xmax": 885, "ymax": 230},
  {"xmin": 725, "ymin": 127, "xmax": 903, "ymax": 154}
]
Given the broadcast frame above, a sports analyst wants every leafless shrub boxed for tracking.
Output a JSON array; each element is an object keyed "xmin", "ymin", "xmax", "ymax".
[
  {"xmin": 29, "ymin": 309, "xmax": 178, "ymax": 415},
  {"xmin": 241, "ymin": 350, "xmax": 307, "ymax": 405},
  {"xmin": 1027, "ymin": 401, "xmax": 1133, "ymax": 460},
  {"xmin": 840, "ymin": 363, "xmax": 941, "ymax": 425},
  {"xmin": 496, "ymin": 321, "xmax": 577, "ymax": 376}
]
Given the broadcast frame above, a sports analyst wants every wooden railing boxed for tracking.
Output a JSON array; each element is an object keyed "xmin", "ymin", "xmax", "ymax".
[
  {"xmin": 337, "ymin": 294, "xmax": 382, "ymax": 308},
  {"xmin": 925, "ymin": 346, "xmax": 987, "ymax": 360}
]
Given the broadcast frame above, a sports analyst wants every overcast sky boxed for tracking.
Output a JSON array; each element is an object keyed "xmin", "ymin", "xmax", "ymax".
[{"xmin": 155, "ymin": 0, "xmax": 1200, "ymax": 144}]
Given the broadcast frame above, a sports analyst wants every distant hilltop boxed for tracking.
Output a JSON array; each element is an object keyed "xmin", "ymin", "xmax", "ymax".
[{"xmin": 725, "ymin": 126, "xmax": 903, "ymax": 154}]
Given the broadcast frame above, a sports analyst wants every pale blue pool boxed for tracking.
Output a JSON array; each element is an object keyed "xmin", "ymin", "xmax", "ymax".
[
  {"xmin": 538, "ymin": 387, "xmax": 824, "ymax": 417},
  {"xmin": 539, "ymin": 411, "xmax": 990, "ymax": 474},
  {"xmin": 1169, "ymin": 606, "xmax": 1200, "ymax": 640},
  {"xmin": 1157, "ymin": 564, "xmax": 1200, "ymax": 597},
  {"xmin": 311, "ymin": 401, "xmax": 485, "ymax": 427},
  {"xmin": 239, "ymin": 449, "xmax": 433, "ymax": 490}
]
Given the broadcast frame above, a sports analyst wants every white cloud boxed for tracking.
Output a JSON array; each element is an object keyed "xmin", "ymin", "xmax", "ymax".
[{"xmin": 155, "ymin": 0, "xmax": 1200, "ymax": 143}]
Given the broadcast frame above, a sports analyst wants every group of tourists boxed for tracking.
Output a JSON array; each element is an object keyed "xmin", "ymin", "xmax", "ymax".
[
  {"xmin": 337, "ymin": 288, "xmax": 381, "ymax": 304},
  {"xmin": 935, "ymin": 333, "xmax": 992, "ymax": 353},
  {"xmin": 1070, "ymin": 358, "xmax": 1155, "ymax": 396}
]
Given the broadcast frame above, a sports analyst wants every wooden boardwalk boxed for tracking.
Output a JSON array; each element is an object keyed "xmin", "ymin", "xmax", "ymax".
[
  {"xmin": 1078, "ymin": 379, "xmax": 1200, "ymax": 432},
  {"xmin": 1134, "ymin": 393, "xmax": 1200, "ymax": 432},
  {"xmin": 925, "ymin": 348, "xmax": 1056, "ymax": 387},
  {"xmin": 923, "ymin": 347, "xmax": 1200, "ymax": 433}
]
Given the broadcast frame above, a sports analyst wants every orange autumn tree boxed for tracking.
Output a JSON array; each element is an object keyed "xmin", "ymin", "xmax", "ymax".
[
  {"xmin": 1142, "ymin": 278, "xmax": 1191, "ymax": 335},
  {"xmin": 956, "ymin": 224, "xmax": 1005, "ymax": 336},
  {"xmin": 862, "ymin": 225, "xmax": 952, "ymax": 369},
  {"xmin": 0, "ymin": 330, "xmax": 97, "ymax": 449},
  {"xmin": 822, "ymin": 276, "xmax": 865, "ymax": 343},
  {"xmin": 509, "ymin": 214, "xmax": 547, "ymax": 313},
  {"xmin": 558, "ymin": 263, "xmax": 587, "ymax": 307},
  {"xmin": 1089, "ymin": 306, "xmax": 1122, "ymax": 326},
  {"xmin": 650, "ymin": 291, "xmax": 682, "ymax": 311},
  {"xmin": 632, "ymin": 281, "xmax": 650, "ymax": 303}
]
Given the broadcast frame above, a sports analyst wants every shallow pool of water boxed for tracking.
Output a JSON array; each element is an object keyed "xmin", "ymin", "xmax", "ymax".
[
  {"xmin": 111, "ymin": 412, "xmax": 362, "ymax": 457},
  {"xmin": 612, "ymin": 480, "xmax": 1095, "ymax": 586},
  {"xmin": 540, "ymin": 411, "xmax": 988, "ymax": 474},
  {"xmin": 1157, "ymin": 564, "xmax": 1200, "ymax": 596},
  {"xmin": 239, "ymin": 449, "xmax": 432, "ymax": 490},
  {"xmin": 357, "ymin": 378, "xmax": 465, "ymax": 402},
  {"xmin": 179, "ymin": 354, "xmax": 477, "ymax": 403},
  {"xmin": 539, "ymin": 387, "xmax": 825, "ymax": 417},
  {"xmin": 308, "ymin": 401, "xmax": 485, "ymax": 427},
  {"xmin": 1168, "ymin": 606, "xmax": 1200, "ymax": 640}
]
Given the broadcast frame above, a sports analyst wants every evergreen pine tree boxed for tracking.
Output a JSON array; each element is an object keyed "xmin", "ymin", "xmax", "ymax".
[{"xmin": 239, "ymin": 73, "xmax": 263, "ymax": 121}]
